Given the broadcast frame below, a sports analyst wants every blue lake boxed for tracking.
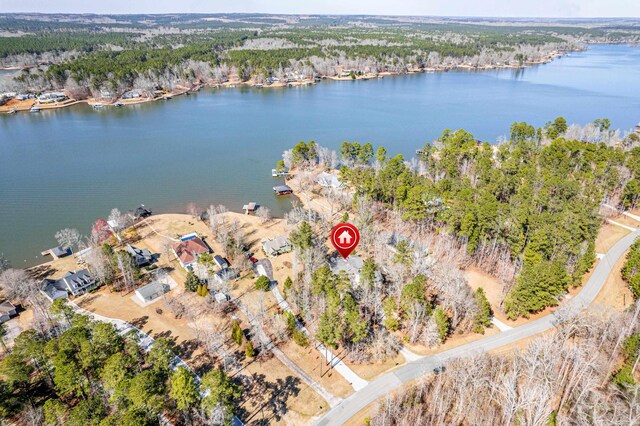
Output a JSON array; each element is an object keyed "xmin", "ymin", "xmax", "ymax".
[{"xmin": 1, "ymin": 44, "xmax": 639, "ymax": 266}]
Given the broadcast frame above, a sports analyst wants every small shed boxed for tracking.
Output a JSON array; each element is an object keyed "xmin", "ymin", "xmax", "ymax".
[
  {"xmin": 243, "ymin": 202, "xmax": 258, "ymax": 215},
  {"xmin": 213, "ymin": 255, "xmax": 229, "ymax": 269}
]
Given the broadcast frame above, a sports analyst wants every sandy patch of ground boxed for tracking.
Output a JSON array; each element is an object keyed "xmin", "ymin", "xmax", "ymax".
[
  {"xmin": 404, "ymin": 324, "xmax": 502, "ymax": 357},
  {"xmin": 466, "ymin": 267, "xmax": 504, "ymax": 308},
  {"xmin": 344, "ymin": 352, "xmax": 406, "ymax": 381},
  {"xmin": 0, "ymin": 98, "xmax": 35, "ymax": 112},
  {"xmin": 594, "ymin": 248, "xmax": 633, "ymax": 310},
  {"xmin": 596, "ymin": 223, "xmax": 631, "ymax": 253}
]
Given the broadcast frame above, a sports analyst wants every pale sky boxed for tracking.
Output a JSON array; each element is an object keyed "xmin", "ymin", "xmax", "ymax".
[{"xmin": 0, "ymin": 0, "xmax": 638, "ymax": 18}]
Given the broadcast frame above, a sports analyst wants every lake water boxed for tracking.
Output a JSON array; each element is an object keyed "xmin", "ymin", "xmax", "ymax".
[{"xmin": 1, "ymin": 44, "xmax": 639, "ymax": 266}]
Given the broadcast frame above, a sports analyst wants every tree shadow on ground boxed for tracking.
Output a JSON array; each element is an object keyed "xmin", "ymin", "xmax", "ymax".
[
  {"xmin": 27, "ymin": 264, "xmax": 56, "ymax": 280},
  {"xmin": 76, "ymin": 293, "xmax": 100, "ymax": 308},
  {"xmin": 176, "ymin": 338, "xmax": 200, "ymax": 360},
  {"xmin": 130, "ymin": 315, "xmax": 149, "ymax": 329},
  {"xmin": 242, "ymin": 373, "xmax": 301, "ymax": 424}
]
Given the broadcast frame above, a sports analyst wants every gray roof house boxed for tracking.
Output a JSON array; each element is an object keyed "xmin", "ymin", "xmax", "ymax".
[
  {"xmin": 0, "ymin": 301, "xmax": 17, "ymax": 323},
  {"xmin": 214, "ymin": 268, "xmax": 239, "ymax": 284},
  {"xmin": 135, "ymin": 281, "xmax": 170, "ymax": 304},
  {"xmin": 262, "ymin": 236, "xmax": 292, "ymax": 257},
  {"xmin": 329, "ymin": 255, "xmax": 382, "ymax": 286},
  {"xmin": 42, "ymin": 270, "xmax": 97, "ymax": 301},
  {"xmin": 126, "ymin": 245, "xmax": 154, "ymax": 267}
]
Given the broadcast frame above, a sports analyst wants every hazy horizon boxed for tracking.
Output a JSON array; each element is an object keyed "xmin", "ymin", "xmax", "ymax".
[{"xmin": 0, "ymin": 0, "xmax": 638, "ymax": 19}]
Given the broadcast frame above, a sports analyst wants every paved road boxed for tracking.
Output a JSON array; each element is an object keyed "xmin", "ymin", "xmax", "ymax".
[{"xmin": 316, "ymin": 229, "xmax": 640, "ymax": 425}]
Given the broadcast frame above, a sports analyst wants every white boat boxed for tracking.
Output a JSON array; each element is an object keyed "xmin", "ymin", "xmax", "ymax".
[
  {"xmin": 92, "ymin": 103, "xmax": 104, "ymax": 109},
  {"xmin": 7, "ymin": 108, "xmax": 16, "ymax": 114},
  {"xmin": 30, "ymin": 106, "xmax": 40, "ymax": 113},
  {"xmin": 114, "ymin": 102, "xmax": 124, "ymax": 107}
]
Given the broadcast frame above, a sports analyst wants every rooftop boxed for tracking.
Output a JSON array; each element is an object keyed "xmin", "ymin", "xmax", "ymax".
[
  {"xmin": 173, "ymin": 237, "xmax": 210, "ymax": 265},
  {"xmin": 135, "ymin": 281, "xmax": 170, "ymax": 303},
  {"xmin": 0, "ymin": 301, "xmax": 16, "ymax": 314}
]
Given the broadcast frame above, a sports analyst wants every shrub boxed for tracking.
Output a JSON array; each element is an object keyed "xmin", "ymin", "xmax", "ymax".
[
  {"xmin": 292, "ymin": 330, "xmax": 309, "ymax": 347},
  {"xmin": 255, "ymin": 275, "xmax": 271, "ymax": 291}
]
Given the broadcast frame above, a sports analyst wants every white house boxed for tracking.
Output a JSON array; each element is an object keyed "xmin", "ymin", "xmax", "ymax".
[
  {"xmin": 262, "ymin": 236, "xmax": 292, "ymax": 257},
  {"xmin": 135, "ymin": 281, "xmax": 170, "ymax": 305},
  {"xmin": 316, "ymin": 172, "xmax": 344, "ymax": 189}
]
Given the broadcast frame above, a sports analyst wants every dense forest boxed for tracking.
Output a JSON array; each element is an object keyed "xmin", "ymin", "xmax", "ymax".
[
  {"xmin": 0, "ymin": 299, "xmax": 242, "ymax": 425},
  {"xmin": 1, "ymin": 14, "xmax": 639, "ymax": 97},
  {"xmin": 277, "ymin": 119, "xmax": 640, "ymax": 360}
]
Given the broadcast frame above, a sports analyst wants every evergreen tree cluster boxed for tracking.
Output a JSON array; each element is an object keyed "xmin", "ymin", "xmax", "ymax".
[
  {"xmin": 338, "ymin": 119, "xmax": 637, "ymax": 318},
  {"xmin": 0, "ymin": 304, "xmax": 242, "ymax": 425}
]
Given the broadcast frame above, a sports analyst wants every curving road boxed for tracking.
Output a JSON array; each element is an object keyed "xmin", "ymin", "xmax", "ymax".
[{"xmin": 316, "ymin": 229, "xmax": 640, "ymax": 425}]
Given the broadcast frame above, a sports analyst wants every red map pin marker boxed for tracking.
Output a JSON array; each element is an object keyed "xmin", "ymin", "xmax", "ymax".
[{"xmin": 331, "ymin": 223, "xmax": 360, "ymax": 259}]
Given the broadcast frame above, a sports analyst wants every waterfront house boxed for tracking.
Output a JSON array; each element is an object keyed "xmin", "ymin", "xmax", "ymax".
[
  {"xmin": 273, "ymin": 185, "xmax": 293, "ymax": 196},
  {"xmin": 134, "ymin": 281, "xmax": 170, "ymax": 305},
  {"xmin": 122, "ymin": 90, "xmax": 142, "ymax": 99},
  {"xmin": 172, "ymin": 237, "xmax": 210, "ymax": 269},
  {"xmin": 213, "ymin": 255, "xmax": 229, "ymax": 269},
  {"xmin": 262, "ymin": 236, "xmax": 292, "ymax": 257},
  {"xmin": 0, "ymin": 301, "xmax": 17, "ymax": 323},
  {"xmin": 316, "ymin": 172, "xmax": 344, "ymax": 189},
  {"xmin": 37, "ymin": 92, "xmax": 67, "ymax": 104},
  {"xmin": 41, "ymin": 270, "xmax": 97, "ymax": 301},
  {"xmin": 126, "ymin": 244, "xmax": 155, "ymax": 267}
]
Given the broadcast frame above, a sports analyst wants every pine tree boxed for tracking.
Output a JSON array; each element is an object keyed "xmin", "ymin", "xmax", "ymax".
[
  {"xmin": 433, "ymin": 307, "xmax": 450, "ymax": 343},
  {"xmin": 472, "ymin": 288, "xmax": 492, "ymax": 334},
  {"xmin": 231, "ymin": 321, "xmax": 244, "ymax": 346},
  {"xmin": 283, "ymin": 276, "xmax": 293, "ymax": 297},
  {"xmin": 184, "ymin": 271, "xmax": 200, "ymax": 292},
  {"xmin": 255, "ymin": 275, "xmax": 271, "ymax": 291},
  {"xmin": 245, "ymin": 340, "xmax": 255, "ymax": 358}
]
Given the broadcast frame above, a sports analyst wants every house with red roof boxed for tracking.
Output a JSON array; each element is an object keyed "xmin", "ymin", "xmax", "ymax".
[{"xmin": 172, "ymin": 236, "xmax": 210, "ymax": 269}]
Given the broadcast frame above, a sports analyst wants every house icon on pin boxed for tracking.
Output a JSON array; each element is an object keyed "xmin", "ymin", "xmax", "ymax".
[{"xmin": 338, "ymin": 230, "xmax": 352, "ymax": 245}]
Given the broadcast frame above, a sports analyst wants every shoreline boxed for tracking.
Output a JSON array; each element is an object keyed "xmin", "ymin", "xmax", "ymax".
[{"xmin": 1, "ymin": 49, "xmax": 571, "ymax": 115}]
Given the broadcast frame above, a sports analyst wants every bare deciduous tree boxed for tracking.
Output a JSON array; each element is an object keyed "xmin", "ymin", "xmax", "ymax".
[{"xmin": 54, "ymin": 228, "xmax": 82, "ymax": 251}]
